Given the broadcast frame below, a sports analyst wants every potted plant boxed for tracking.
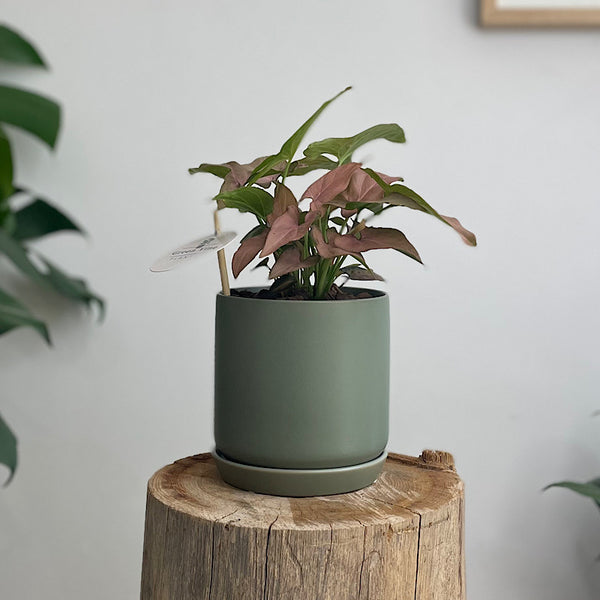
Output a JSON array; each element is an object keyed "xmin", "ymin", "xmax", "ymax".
[{"xmin": 179, "ymin": 87, "xmax": 476, "ymax": 496}]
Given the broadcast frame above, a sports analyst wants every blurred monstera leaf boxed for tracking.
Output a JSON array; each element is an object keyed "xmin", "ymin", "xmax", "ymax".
[{"xmin": 0, "ymin": 23, "xmax": 104, "ymax": 484}]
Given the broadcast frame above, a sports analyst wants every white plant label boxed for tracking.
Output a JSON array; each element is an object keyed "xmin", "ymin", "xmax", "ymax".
[{"xmin": 150, "ymin": 231, "xmax": 237, "ymax": 272}]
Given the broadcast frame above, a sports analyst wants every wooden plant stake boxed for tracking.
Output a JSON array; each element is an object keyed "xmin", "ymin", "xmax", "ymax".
[{"xmin": 213, "ymin": 209, "xmax": 230, "ymax": 296}]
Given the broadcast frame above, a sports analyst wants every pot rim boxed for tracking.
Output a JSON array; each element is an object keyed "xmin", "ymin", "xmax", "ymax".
[{"xmin": 217, "ymin": 286, "xmax": 387, "ymax": 303}]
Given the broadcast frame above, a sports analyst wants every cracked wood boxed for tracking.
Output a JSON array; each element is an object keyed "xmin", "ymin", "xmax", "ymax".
[{"xmin": 140, "ymin": 451, "xmax": 465, "ymax": 599}]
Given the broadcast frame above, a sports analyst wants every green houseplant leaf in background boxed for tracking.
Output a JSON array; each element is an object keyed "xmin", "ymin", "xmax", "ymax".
[
  {"xmin": 545, "ymin": 417, "xmax": 600, "ymax": 563},
  {"xmin": 0, "ymin": 24, "xmax": 104, "ymax": 484},
  {"xmin": 545, "ymin": 479, "xmax": 600, "ymax": 504}
]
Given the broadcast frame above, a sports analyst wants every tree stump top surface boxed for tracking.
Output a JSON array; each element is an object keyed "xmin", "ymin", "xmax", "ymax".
[{"xmin": 148, "ymin": 450, "xmax": 463, "ymax": 531}]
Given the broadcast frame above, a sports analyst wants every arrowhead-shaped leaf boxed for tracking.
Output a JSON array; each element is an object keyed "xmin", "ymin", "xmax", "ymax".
[
  {"xmin": 329, "ymin": 168, "xmax": 402, "ymax": 208},
  {"xmin": 13, "ymin": 198, "xmax": 84, "ymax": 241},
  {"xmin": 232, "ymin": 228, "xmax": 268, "ymax": 277},
  {"xmin": 336, "ymin": 227, "xmax": 422, "ymax": 263},
  {"xmin": 0, "ymin": 286, "xmax": 50, "ymax": 343},
  {"xmin": 214, "ymin": 187, "xmax": 274, "ymax": 221},
  {"xmin": 0, "ymin": 412, "xmax": 17, "ymax": 485},
  {"xmin": 313, "ymin": 226, "xmax": 422, "ymax": 263},
  {"xmin": 247, "ymin": 87, "xmax": 352, "ymax": 186},
  {"xmin": 0, "ymin": 25, "xmax": 45, "ymax": 67},
  {"xmin": 0, "ymin": 85, "xmax": 60, "ymax": 148},
  {"xmin": 261, "ymin": 208, "xmax": 317, "ymax": 257},
  {"xmin": 304, "ymin": 123, "xmax": 406, "ymax": 164},
  {"xmin": 300, "ymin": 162, "xmax": 362, "ymax": 214},
  {"xmin": 268, "ymin": 183, "xmax": 298, "ymax": 225},
  {"xmin": 269, "ymin": 247, "xmax": 319, "ymax": 279}
]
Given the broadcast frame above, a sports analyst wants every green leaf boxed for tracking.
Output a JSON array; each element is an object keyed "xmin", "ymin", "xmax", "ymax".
[
  {"xmin": 215, "ymin": 187, "xmax": 274, "ymax": 221},
  {"xmin": 269, "ymin": 273, "xmax": 296, "ymax": 294},
  {"xmin": 39, "ymin": 257, "xmax": 105, "ymax": 319},
  {"xmin": 247, "ymin": 87, "xmax": 352, "ymax": 185},
  {"xmin": 304, "ymin": 123, "xmax": 406, "ymax": 164},
  {"xmin": 0, "ymin": 125, "xmax": 13, "ymax": 200},
  {"xmin": 344, "ymin": 202, "xmax": 386, "ymax": 215},
  {"xmin": 544, "ymin": 480, "xmax": 600, "ymax": 502},
  {"xmin": 241, "ymin": 223, "xmax": 267, "ymax": 242},
  {"xmin": 0, "ymin": 412, "xmax": 17, "ymax": 485},
  {"xmin": 0, "ymin": 200, "xmax": 15, "ymax": 233},
  {"xmin": 188, "ymin": 163, "xmax": 231, "ymax": 178},
  {"xmin": 363, "ymin": 168, "xmax": 477, "ymax": 246},
  {"xmin": 363, "ymin": 168, "xmax": 428, "ymax": 211},
  {"xmin": 330, "ymin": 216, "xmax": 347, "ymax": 227},
  {"xmin": 13, "ymin": 198, "xmax": 84, "ymax": 241},
  {"xmin": 0, "ymin": 24, "xmax": 45, "ymax": 67},
  {"xmin": 252, "ymin": 257, "xmax": 269, "ymax": 270},
  {"xmin": 0, "ymin": 286, "xmax": 50, "ymax": 343},
  {"xmin": 0, "ymin": 226, "xmax": 48, "ymax": 287},
  {"xmin": 287, "ymin": 155, "xmax": 338, "ymax": 177},
  {"xmin": 0, "ymin": 85, "xmax": 60, "ymax": 148},
  {"xmin": 0, "ymin": 228, "xmax": 104, "ymax": 316}
]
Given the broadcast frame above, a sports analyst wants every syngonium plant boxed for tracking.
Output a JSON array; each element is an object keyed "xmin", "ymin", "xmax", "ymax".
[{"xmin": 190, "ymin": 87, "xmax": 476, "ymax": 299}]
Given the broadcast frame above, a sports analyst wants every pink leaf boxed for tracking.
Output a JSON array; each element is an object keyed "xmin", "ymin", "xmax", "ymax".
[
  {"xmin": 267, "ymin": 183, "xmax": 298, "ymax": 225},
  {"xmin": 440, "ymin": 215, "xmax": 477, "ymax": 246},
  {"xmin": 313, "ymin": 227, "xmax": 421, "ymax": 263},
  {"xmin": 261, "ymin": 208, "xmax": 318, "ymax": 257},
  {"xmin": 220, "ymin": 157, "xmax": 285, "ymax": 192},
  {"xmin": 231, "ymin": 229, "xmax": 268, "ymax": 277},
  {"xmin": 340, "ymin": 169, "xmax": 403, "ymax": 205},
  {"xmin": 334, "ymin": 227, "xmax": 422, "ymax": 263},
  {"xmin": 301, "ymin": 162, "xmax": 362, "ymax": 214},
  {"xmin": 312, "ymin": 228, "xmax": 351, "ymax": 258},
  {"xmin": 269, "ymin": 247, "xmax": 319, "ymax": 279}
]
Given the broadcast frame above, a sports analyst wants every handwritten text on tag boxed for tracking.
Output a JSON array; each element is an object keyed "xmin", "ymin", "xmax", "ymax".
[{"xmin": 150, "ymin": 231, "xmax": 236, "ymax": 272}]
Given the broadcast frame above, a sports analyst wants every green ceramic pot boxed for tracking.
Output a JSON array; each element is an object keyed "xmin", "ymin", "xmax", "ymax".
[{"xmin": 213, "ymin": 287, "xmax": 390, "ymax": 496}]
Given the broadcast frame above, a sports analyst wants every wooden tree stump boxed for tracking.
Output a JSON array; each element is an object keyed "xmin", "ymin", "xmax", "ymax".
[{"xmin": 141, "ymin": 451, "xmax": 465, "ymax": 600}]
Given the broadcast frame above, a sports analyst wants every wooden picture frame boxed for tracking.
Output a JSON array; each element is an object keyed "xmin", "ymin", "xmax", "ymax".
[{"xmin": 481, "ymin": 0, "xmax": 600, "ymax": 26}]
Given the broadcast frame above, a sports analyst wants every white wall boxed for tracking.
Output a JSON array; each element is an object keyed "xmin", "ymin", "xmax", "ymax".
[{"xmin": 1, "ymin": 1, "xmax": 600, "ymax": 598}]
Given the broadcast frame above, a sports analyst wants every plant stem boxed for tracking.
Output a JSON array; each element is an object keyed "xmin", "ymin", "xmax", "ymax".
[{"xmin": 314, "ymin": 260, "xmax": 332, "ymax": 299}]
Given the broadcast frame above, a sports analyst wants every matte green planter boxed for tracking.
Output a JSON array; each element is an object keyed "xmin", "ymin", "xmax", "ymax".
[{"xmin": 213, "ymin": 287, "xmax": 390, "ymax": 496}]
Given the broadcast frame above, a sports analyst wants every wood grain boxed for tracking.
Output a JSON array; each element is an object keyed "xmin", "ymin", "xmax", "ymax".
[
  {"xmin": 141, "ymin": 451, "xmax": 465, "ymax": 600},
  {"xmin": 481, "ymin": 0, "xmax": 600, "ymax": 27}
]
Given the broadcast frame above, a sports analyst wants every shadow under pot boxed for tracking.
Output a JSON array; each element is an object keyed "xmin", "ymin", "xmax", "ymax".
[{"xmin": 212, "ymin": 287, "xmax": 390, "ymax": 497}]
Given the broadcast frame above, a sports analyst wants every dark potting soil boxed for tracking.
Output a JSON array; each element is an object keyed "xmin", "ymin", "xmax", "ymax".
[{"xmin": 231, "ymin": 284, "xmax": 378, "ymax": 301}]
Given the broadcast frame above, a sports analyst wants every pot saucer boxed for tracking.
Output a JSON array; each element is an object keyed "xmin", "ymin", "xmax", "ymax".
[{"xmin": 212, "ymin": 449, "xmax": 387, "ymax": 497}]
